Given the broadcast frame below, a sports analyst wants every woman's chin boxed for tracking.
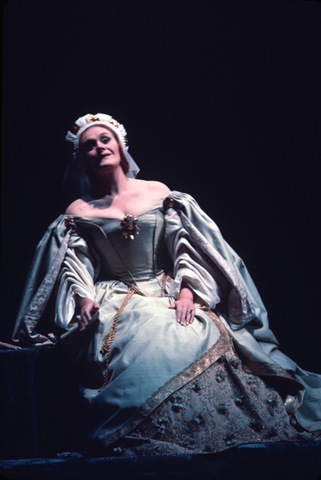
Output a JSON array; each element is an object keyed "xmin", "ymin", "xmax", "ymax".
[{"xmin": 91, "ymin": 163, "xmax": 117, "ymax": 174}]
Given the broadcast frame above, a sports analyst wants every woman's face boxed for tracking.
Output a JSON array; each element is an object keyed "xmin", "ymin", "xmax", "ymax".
[{"xmin": 79, "ymin": 126, "xmax": 121, "ymax": 173}]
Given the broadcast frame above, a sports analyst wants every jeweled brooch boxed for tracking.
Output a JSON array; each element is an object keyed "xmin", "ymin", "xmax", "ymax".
[
  {"xmin": 64, "ymin": 215, "xmax": 75, "ymax": 228},
  {"xmin": 121, "ymin": 214, "xmax": 140, "ymax": 240},
  {"xmin": 163, "ymin": 196, "xmax": 175, "ymax": 210}
]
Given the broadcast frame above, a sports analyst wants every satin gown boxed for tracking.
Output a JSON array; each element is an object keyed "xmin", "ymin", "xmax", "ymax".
[{"xmin": 54, "ymin": 199, "xmax": 319, "ymax": 454}]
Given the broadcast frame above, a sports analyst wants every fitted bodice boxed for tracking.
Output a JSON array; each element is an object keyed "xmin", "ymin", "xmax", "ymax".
[{"xmin": 75, "ymin": 207, "xmax": 167, "ymax": 281}]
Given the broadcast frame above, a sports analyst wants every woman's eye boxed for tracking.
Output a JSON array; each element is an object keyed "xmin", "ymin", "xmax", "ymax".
[
  {"xmin": 84, "ymin": 142, "xmax": 95, "ymax": 152},
  {"xmin": 101, "ymin": 136, "xmax": 110, "ymax": 144}
]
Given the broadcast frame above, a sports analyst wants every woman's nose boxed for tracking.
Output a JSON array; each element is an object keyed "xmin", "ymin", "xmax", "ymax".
[{"xmin": 96, "ymin": 141, "xmax": 106, "ymax": 150}]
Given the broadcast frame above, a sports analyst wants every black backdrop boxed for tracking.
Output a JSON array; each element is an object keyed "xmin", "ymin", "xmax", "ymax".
[{"xmin": 1, "ymin": 0, "xmax": 321, "ymax": 371}]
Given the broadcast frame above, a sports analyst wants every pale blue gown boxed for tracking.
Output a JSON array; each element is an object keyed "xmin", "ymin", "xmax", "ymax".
[{"xmin": 13, "ymin": 192, "xmax": 321, "ymax": 452}]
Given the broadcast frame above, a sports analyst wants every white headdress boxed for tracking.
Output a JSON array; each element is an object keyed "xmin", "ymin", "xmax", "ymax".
[{"xmin": 63, "ymin": 113, "xmax": 140, "ymax": 197}]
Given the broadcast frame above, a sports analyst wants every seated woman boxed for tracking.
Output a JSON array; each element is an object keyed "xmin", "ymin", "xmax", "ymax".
[{"xmin": 13, "ymin": 113, "xmax": 321, "ymax": 455}]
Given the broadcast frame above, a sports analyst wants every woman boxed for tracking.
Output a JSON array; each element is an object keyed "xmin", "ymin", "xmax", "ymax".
[{"xmin": 13, "ymin": 113, "xmax": 321, "ymax": 455}]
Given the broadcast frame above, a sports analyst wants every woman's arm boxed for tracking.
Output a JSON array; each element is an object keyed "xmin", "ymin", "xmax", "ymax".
[
  {"xmin": 165, "ymin": 205, "xmax": 227, "ymax": 327},
  {"xmin": 55, "ymin": 228, "xmax": 100, "ymax": 331}
]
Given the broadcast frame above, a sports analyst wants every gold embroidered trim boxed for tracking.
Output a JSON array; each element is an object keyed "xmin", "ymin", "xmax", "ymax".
[
  {"xmin": 69, "ymin": 123, "xmax": 80, "ymax": 134},
  {"xmin": 89, "ymin": 114, "xmax": 99, "ymax": 122},
  {"xmin": 98, "ymin": 311, "xmax": 232, "ymax": 447}
]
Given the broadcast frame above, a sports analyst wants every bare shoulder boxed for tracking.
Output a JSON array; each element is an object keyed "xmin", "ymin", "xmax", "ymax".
[
  {"xmin": 144, "ymin": 180, "xmax": 171, "ymax": 196},
  {"xmin": 65, "ymin": 197, "xmax": 88, "ymax": 215},
  {"xmin": 129, "ymin": 179, "xmax": 170, "ymax": 198}
]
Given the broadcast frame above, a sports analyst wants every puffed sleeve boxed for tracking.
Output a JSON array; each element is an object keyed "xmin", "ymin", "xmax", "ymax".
[
  {"xmin": 54, "ymin": 229, "xmax": 100, "ymax": 329},
  {"xmin": 165, "ymin": 208, "xmax": 227, "ymax": 309}
]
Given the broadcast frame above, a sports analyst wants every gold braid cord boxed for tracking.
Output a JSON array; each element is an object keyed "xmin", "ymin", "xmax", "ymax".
[
  {"xmin": 99, "ymin": 287, "xmax": 136, "ymax": 392},
  {"xmin": 99, "ymin": 274, "xmax": 167, "ymax": 392},
  {"xmin": 157, "ymin": 271, "xmax": 168, "ymax": 297}
]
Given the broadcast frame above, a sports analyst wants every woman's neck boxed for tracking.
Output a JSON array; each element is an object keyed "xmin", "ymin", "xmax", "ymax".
[{"xmin": 91, "ymin": 167, "xmax": 129, "ymax": 198}]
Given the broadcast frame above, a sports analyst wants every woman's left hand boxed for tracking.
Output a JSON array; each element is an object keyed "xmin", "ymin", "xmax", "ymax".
[{"xmin": 169, "ymin": 285, "xmax": 195, "ymax": 326}]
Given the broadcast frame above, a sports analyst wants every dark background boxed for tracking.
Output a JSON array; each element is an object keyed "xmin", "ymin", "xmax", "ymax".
[{"xmin": 1, "ymin": 0, "xmax": 321, "ymax": 371}]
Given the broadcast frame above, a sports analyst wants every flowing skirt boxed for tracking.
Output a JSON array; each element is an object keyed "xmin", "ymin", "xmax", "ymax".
[{"xmin": 60, "ymin": 276, "xmax": 320, "ymax": 455}]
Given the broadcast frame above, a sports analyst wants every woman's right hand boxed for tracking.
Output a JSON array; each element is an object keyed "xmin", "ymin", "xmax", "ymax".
[{"xmin": 75, "ymin": 295, "xmax": 100, "ymax": 331}]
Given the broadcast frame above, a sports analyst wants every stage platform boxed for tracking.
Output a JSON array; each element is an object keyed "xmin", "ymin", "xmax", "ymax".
[
  {"xmin": 0, "ymin": 441, "xmax": 321, "ymax": 480},
  {"xmin": 1, "ymin": 346, "xmax": 320, "ymax": 480}
]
